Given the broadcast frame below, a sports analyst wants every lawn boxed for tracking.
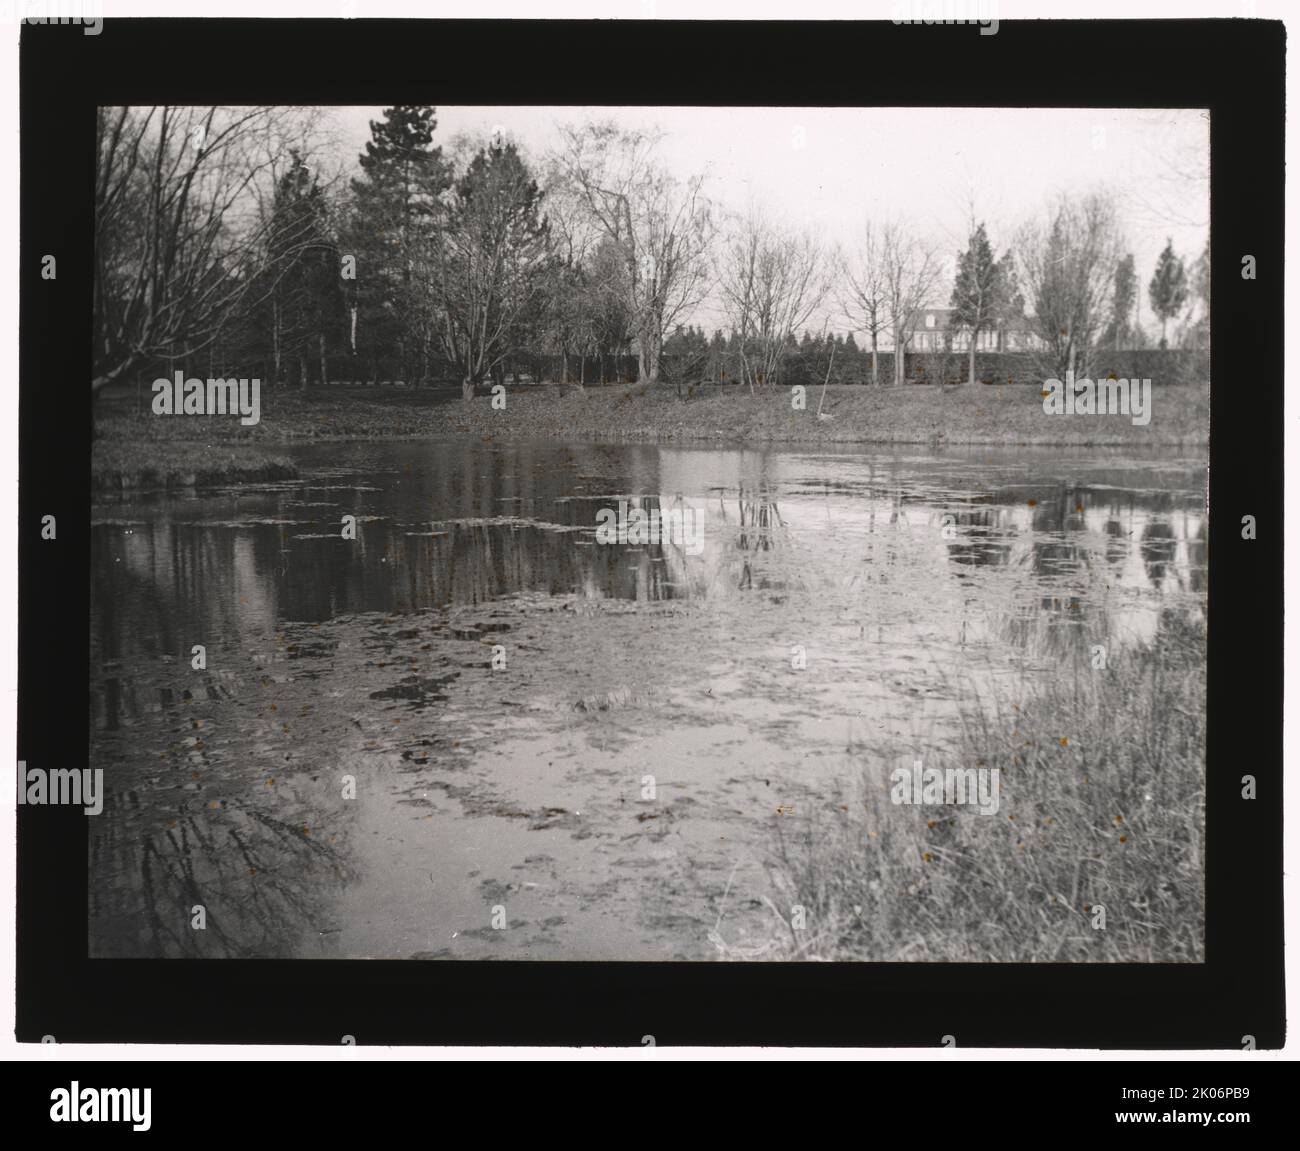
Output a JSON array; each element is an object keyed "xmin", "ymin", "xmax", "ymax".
[{"xmin": 94, "ymin": 378, "xmax": 1211, "ymax": 454}]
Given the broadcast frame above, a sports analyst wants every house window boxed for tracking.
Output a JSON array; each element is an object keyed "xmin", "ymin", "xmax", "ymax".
[{"xmin": 925, "ymin": 314, "xmax": 936, "ymax": 329}]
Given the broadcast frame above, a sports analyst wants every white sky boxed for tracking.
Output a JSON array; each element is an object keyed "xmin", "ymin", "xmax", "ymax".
[{"xmin": 331, "ymin": 105, "xmax": 1209, "ymax": 335}]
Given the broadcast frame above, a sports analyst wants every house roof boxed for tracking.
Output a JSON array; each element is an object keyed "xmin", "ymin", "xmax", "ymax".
[{"xmin": 913, "ymin": 307, "xmax": 957, "ymax": 330}]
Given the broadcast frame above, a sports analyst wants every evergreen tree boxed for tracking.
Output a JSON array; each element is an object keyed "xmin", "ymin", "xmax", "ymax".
[
  {"xmin": 709, "ymin": 329, "xmax": 726, "ymax": 382},
  {"xmin": 949, "ymin": 222, "xmax": 1019, "ymax": 386},
  {"xmin": 346, "ymin": 106, "xmax": 451, "ymax": 382},
  {"xmin": 1148, "ymin": 239, "xmax": 1189, "ymax": 350},
  {"xmin": 830, "ymin": 333, "xmax": 846, "ymax": 385},
  {"xmin": 263, "ymin": 151, "xmax": 343, "ymax": 387},
  {"xmin": 843, "ymin": 332, "xmax": 861, "ymax": 384},
  {"xmin": 1106, "ymin": 253, "xmax": 1138, "ymax": 350}
]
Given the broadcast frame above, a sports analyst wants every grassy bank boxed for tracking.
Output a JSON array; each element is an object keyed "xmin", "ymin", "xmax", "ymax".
[
  {"xmin": 95, "ymin": 378, "xmax": 1210, "ymax": 449},
  {"xmin": 768, "ymin": 616, "xmax": 1206, "ymax": 962},
  {"xmin": 92, "ymin": 439, "xmax": 298, "ymax": 490}
]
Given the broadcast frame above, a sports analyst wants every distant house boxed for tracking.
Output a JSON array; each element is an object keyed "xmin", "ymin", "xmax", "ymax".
[{"xmin": 893, "ymin": 307, "xmax": 1045, "ymax": 353}]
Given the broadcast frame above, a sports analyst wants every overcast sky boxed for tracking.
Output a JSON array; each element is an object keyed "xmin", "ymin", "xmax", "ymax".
[{"xmin": 332, "ymin": 104, "xmax": 1209, "ymax": 335}]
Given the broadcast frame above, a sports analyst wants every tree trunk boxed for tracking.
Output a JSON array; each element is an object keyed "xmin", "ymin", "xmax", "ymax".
[
  {"xmin": 638, "ymin": 326, "xmax": 661, "ymax": 384},
  {"xmin": 968, "ymin": 336, "xmax": 977, "ymax": 387},
  {"xmin": 462, "ymin": 375, "xmax": 475, "ymax": 403},
  {"xmin": 272, "ymin": 298, "xmax": 281, "ymax": 384},
  {"xmin": 870, "ymin": 335, "xmax": 879, "ymax": 388},
  {"xmin": 319, "ymin": 332, "xmax": 328, "ymax": 389}
]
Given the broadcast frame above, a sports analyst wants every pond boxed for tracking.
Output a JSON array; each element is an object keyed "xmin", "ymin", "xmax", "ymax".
[{"xmin": 89, "ymin": 440, "xmax": 1208, "ymax": 960}]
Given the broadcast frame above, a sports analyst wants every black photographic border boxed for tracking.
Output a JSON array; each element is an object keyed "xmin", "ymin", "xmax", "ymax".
[{"xmin": 18, "ymin": 16, "xmax": 1284, "ymax": 1048}]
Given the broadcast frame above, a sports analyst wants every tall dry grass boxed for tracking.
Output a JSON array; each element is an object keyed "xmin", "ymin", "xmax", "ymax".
[{"xmin": 767, "ymin": 612, "xmax": 1206, "ymax": 962}]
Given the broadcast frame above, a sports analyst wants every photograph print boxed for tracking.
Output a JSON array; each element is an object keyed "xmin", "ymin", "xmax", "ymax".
[{"xmin": 88, "ymin": 102, "xmax": 1210, "ymax": 963}]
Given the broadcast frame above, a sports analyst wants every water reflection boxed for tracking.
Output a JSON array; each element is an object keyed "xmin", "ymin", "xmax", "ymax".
[
  {"xmin": 90, "ymin": 442, "xmax": 1208, "ymax": 957},
  {"xmin": 94, "ymin": 446, "xmax": 1207, "ymax": 653}
]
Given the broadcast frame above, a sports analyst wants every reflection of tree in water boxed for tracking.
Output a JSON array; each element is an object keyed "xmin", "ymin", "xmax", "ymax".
[
  {"xmin": 93, "ymin": 523, "xmax": 283, "ymax": 664},
  {"xmin": 990, "ymin": 486, "xmax": 1206, "ymax": 667},
  {"xmin": 943, "ymin": 504, "xmax": 1013, "ymax": 571},
  {"xmin": 998, "ymin": 490, "xmax": 1098, "ymax": 666},
  {"xmin": 91, "ymin": 782, "xmax": 355, "ymax": 958},
  {"xmin": 623, "ymin": 494, "xmax": 685, "ymax": 601},
  {"xmin": 1000, "ymin": 596, "xmax": 1098, "ymax": 668},
  {"xmin": 1184, "ymin": 515, "xmax": 1207, "ymax": 596},
  {"xmin": 93, "ymin": 562, "xmax": 179, "ymax": 668},
  {"xmin": 733, "ymin": 485, "xmax": 788, "ymax": 591},
  {"xmin": 1104, "ymin": 515, "xmax": 1131, "ymax": 567},
  {"xmin": 1026, "ymin": 490, "xmax": 1091, "ymax": 579},
  {"xmin": 1141, "ymin": 517, "xmax": 1178, "ymax": 591}
]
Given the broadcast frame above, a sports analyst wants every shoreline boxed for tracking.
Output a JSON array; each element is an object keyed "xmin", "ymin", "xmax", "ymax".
[{"xmin": 93, "ymin": 381, "xmax": 1211, "ymax": 488}]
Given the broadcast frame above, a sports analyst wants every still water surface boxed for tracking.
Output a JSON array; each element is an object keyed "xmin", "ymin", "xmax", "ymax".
[{"xmin": 90, "ymin": 441, "xmax": 1207, "ymax": 959}]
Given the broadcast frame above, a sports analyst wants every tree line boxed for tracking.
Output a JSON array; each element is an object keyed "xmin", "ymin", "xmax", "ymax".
[{"xmin": 92, "ymin": 104, "xmax": 1210, "ymax": 407}]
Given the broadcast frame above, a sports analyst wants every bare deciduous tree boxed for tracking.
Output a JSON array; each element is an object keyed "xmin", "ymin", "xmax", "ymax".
[
  {"xmin": 1016, "ymin": 191, "xmax": 1127, "ymax": 380},
  {"xmin": 93, "ymin": 105, "xmax": 326, "ymax": 398},
  {"xmin": 717, "ymin": 207, "xmax": 828, "ymax": 393},
  {"xmin": 432, "ymin": 137, "xmax": 551, "ymax": 401},
  {"xmin": 880, "ymin": 222, "xmax": 942, "ymax": 387},
  {"xmin": 555, "ymin": 121, "xmax": 715, "ymax": 386},
  {"xmin": 838, "ymin": 221, "xmax": 891, "ymax": 388},
  {"xmin": 535, "ymin": 166, "xmax": 587, "ymax": 387}
]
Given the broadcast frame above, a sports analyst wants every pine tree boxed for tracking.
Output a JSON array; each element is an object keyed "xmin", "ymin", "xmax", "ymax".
[
  {"xmin": 346, "ymin": 106, "xmax": 451, "ymax": 383},
  {"xmin": 843, "ymin": 332, "xmax": 860, "ymax": 384},
  {"xmin": 264, "ymin": 151, "xmax": 343, "ymax": 387},
  {"xmin": 1107, "ymin": 254, "xmax": 1138, "ymax": 350},
  {"xmin": 1148, "ymin": 239, "xmax": 1188, "ymax": 350},
  {"xmin": 353, "ymin": 106, "xmax": 448, "ymax": 248},
  {"xmin": 949, "ymin": 222, "xmax": 1018, "ymax": 386}
]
